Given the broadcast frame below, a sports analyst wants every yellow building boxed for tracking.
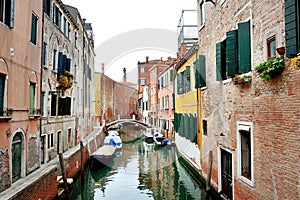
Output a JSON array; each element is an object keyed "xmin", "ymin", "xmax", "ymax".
[{"xmin": 174, "ymin": 44, "xmax": 206, "ymax": 170}]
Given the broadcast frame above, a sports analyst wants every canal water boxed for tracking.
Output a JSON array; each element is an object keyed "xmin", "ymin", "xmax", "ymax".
[{"xmin": 64, "ymin": 124, "xmax": 212, "ymax": 200}]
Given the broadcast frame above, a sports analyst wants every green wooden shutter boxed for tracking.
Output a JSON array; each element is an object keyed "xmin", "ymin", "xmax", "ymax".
[
  {"xmin": 216, "ymin": 41, "xmax": 226, "ymax": 81},
  {"xmin": 285, "ymin": 0, "xmax": 299, "ymax": 57},
  {"xmin": 9, "ymin": 0, "xmax": 14, "ymax": 28},
  {"xmin": 238, "ymin": 21, "xmax": 251, "ymax": 73},
  {"xmin": 199, "ymin": 55, "xmax": 206, "ymax": 87},
  {"xmin": 186, "ymin": 66, "xmax": 191, "ymax": 92},
  {"xmin": 170, "ymin": 69, "xmax": 173, "ymax": 82},
  {"xmin": 30, "ymin": 14, "xmax": 37, "ymax": 44},
  {"xmin": 57, "ymin": 52, "xmax": 63, "ymax": 80},
  {"xmin": 0, "ymin": 74, "xmax": 5, "ymax": 114},
  {"xmin": 193, "ymin": 116, "xmax": 198, "ymax": 144},
  {"xmin": 30, "ymin": 83, "xmax": 35, "ymax": 115},
  {"xmin": 226, "ymin": 30, "xmax": 238, "ymax": 77}
]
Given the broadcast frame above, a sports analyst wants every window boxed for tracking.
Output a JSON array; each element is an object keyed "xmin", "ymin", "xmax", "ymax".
[
  {"xmin": 139, "ymin": 67, "xmax": 146, "ymax": 73},
  {"xmin": 139, "ymin": 78, "xmax": 146, "ymax": 85},
  {"xmin": 52, "ymin": 49, "xmax": 57, "ymax": 70},
  {"xmin": 216, "ymin": 20, "xmax": 251, "ymax": 81},
  {"xmin": 0, "ymin": 73, "xmax": 6, "ymax": 116},
  {"xmin": 0, "ymin": 0, "xmax": 14, "ymax": 28},
  {"xmin": 237, "ymin": 122, "xmax": 254, "ymax": 186},
  {"xmin": 43, "ymin": 0, "xmax": 51, "ymax": 16},
  {"xmin": 42, "ymin": 42, "xmax": 47, "ymax": 66},
  {"xmin": 170, "ymin": 69, "xmax": 174, "ymax": 82},
  {"xmin": 199, "ymin": 0, "xmax": 205, "ymax": 28},
  {"xmin": 48, "ymin": 133, "xmax": 54, "ymax": 148},
  {"xmin": 185, "ymin": 66, "xmax": 191, "ymax": 92},
  {"xmin": 41, "ymin": 92, "xmax": 45, "ymax": 116},
  {"xmin": 172, "ymin": 93, "xmax": 174, "ymax": 109},
  {"xmin": 202, "ymin": 119, "xmax": 207, "ymax": 136},
  {"xmin": 29, "ymin": 83, "xmax": 36, "ymax": 115},
  {"xmin": 285, "ymin": 0, "xmax": 300, "ymax": 57},
  {"xmin": 30, "ymin": 13, "xmax": 38, "ymax": 45},
  {"xmin": 63, "ymin": 17, "xmax": 67, "ymax": 34},
  {"xmin": 177, "ymin": 71, "xmax": 185, "ymax": 94},
  {"xmin": 165, "ymin": 95, "xmax": 169, "ymax": 110},
  {"xmin": 194, "ymin": 55, "xmax": 206, "ymax": 88},
  {"xmin": 267, "ymin": 36, "xmax": 276, "ymax": 59}
]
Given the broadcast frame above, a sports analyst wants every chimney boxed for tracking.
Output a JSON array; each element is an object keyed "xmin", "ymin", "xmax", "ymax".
[
  {"xmin": 123, "ymin": 67, "xmax": 127, "ymax": 83},
  {"xmin": 101, "ymin": 63, "xmax": 105, "ymax": 74},
  {"xmin": 146, "ymin": 56, "xmax": 149, "ymax": 63}
]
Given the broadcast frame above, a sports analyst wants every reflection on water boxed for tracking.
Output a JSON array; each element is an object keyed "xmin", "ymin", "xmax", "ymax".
[{"xmin": 67, "ymin": 124, "xmax": 209, "ymax": 200}]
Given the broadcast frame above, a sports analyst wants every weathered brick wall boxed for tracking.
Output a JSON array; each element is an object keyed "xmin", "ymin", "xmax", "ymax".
[
  {"xmin": 13, "ymin": 167, "xmax": 57, "ymax": 200},
  {"xmin": 27, "ymin": 134, "xmax": 40, "ymax": 174},
  {"xmin": 65, "ymin": 147, "xmax": 89, "ymax": 178},
  {"xmin": 199, "ymin": 0, "xmax": 299, "ymax": 199},
  {"xmin": 0, "ymin": 149, "xmax": 10, "ymax": 193},
  {"xmin": 114, "ymin": 82, "xmax": 138, "ymax": 117}
]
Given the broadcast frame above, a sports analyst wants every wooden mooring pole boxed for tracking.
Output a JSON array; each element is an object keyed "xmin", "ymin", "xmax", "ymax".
[
  {"xmin": 80, "ymin": 141, "xmax": 84, "ymax": 172},
  {"xmin": 59, "ymin": 153, "xmax": 70, "ymax": 198},
  {"xmin": 206, "ymin": 151, "xmax": 213, "ymax": 192}
]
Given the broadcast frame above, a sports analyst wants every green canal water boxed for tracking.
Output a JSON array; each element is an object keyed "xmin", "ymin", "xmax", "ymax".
[{"xmin": 64, "ymin": 124, "xmax": 214, "ymax": 200}]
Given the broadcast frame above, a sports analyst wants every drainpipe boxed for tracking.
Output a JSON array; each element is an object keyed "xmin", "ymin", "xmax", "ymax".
[{"xmin": 39, "ymin": 1, "xmax": 44, "ymax": 145}]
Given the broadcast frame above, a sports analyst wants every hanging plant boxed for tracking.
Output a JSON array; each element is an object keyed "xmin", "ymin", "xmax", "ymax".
[
  {"xmin": 255, "ymin": 56, "xmax": 285, "ymax": 80},
  {"xmin": 290, "ymin": 54, "xmax": 300, "ymax": 70}
]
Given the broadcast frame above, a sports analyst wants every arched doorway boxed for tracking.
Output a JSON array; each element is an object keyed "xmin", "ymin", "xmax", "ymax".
[{"xmin": 12, "ymin": 132, "xmax": 23, "ymax": 183}]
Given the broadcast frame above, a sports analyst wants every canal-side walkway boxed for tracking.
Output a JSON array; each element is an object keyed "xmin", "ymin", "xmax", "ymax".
[{"xmin": 0, "ymin": 125, "xmax": 105, "ymax": 200}]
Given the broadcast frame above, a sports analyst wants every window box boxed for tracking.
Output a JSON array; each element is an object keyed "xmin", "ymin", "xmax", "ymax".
[
  {"xmin": 255, "ymin": 56, "xmax": 285, "ymax": 80},
  {"xmin": 232, "ymin": 75, "xmax": 252, "ymax": 84}
]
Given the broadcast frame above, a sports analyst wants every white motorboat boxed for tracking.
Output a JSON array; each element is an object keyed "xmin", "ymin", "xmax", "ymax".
[
  {"xmin": 153, "ymin": 132, "xmax": 171, "ymax": 146},
  {"xmin": 103, "ymin": 131, "xmax": 123, "ymax": 149}
]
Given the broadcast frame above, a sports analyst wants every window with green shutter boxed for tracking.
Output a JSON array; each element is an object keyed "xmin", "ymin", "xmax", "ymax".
[
  {"xmin": 226, "ymin": 30, "xmax": 238, "ymax": 77},
  {"xmin": 216, "ymin": 41, "xmax": 227, "ymax": 81},
  {"xmin": 195, "ymin": 55, "xmax": 206, "ymax": 88},
  {"xmin": 0, "ymin": 0, "xmax": 14, "ymax": 28},
  {"xmin": 30, "ymin": 13, "xmax": 38, "ymax": 45},
  {"xmin": 238, "ymin": 21, "xmax": 251, "ymax": 73},
  {"xmin": 285, "ymin": 0, "xmax": 300, "ymax": 57},
  {"xmin": 0, "ymin": 73, "xmax": 5, "ymax": 115},
  {"xmin": 29, "ymin": 83, "xmax": 35, "ymax": 115},
  {"xmin": 185, "ymin": 66, "xmax": 191, "ymax": 92}
]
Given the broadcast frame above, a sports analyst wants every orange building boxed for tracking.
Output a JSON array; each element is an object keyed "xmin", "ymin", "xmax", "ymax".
[{"xmin": 0, "ymin": 0, "xmax": 42, "ymax": 190}]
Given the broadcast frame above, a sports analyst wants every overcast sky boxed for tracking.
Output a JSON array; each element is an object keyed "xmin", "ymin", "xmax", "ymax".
[{"xmin": 63, "ymin": 0, "xmax": 197, "ymax": 82}]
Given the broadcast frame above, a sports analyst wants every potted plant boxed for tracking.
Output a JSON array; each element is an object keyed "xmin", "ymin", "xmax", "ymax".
[
  {"xmin": 255, "ymin": 56, "xmax": 285, "ymax": 80},
  {"xmin": 58, "ymin": 71, "xmax": 75, "ymax": 90},
  {"xmin": 291, "ymin": 54, "xmax": 300, "ymax": 70}
]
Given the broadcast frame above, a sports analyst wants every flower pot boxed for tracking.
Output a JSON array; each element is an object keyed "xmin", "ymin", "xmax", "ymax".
[
  {"xmin": 276, "ymin": 47, "xmax": 285, "ymax": 56},
  {"xmin": 270, "ymin": 67, "xmax": 284, "ymax": 77}
]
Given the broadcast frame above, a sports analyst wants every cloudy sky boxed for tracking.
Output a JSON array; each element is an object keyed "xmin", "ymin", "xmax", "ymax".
[{"xmin": 63, "ymin": 0, "xmax": 197, "ymax": 82}]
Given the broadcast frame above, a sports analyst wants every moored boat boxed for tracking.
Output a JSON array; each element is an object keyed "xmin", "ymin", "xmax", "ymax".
[
  {"xmin": 90, "ymin": 145, "xmax": 116, "ymax": 167},
  {"xmin": 153, "ymin": 132, "xmax": 171, "ymax": 146},
  {"xmin": 104, "ymin": 131, "xmax": 123, "ymax": 149}
]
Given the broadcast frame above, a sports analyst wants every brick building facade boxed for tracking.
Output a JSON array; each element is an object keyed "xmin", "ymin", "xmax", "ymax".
[{"xmin": 197, "ymin": 0, "xmax": 300, "ymax": 199}]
